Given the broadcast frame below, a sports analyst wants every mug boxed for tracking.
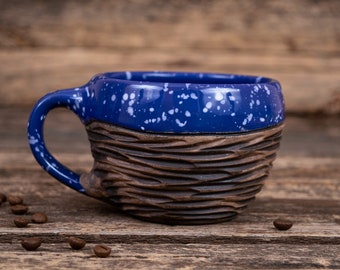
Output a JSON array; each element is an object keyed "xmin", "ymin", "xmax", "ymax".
[{"xmin": 28, "ymin": 71, "xmax": 285, "ymax": 225}]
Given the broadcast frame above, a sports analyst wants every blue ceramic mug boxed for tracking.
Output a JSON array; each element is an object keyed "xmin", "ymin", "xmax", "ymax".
[{"xmin": 28, "ymin": 71, "xmax": 285, "ymax": 224}]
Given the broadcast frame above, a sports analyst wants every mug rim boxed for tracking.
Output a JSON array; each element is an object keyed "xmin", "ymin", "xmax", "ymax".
[{"xmin": 92, "ymin": 71, "xmax": 279, "ymax": 86}]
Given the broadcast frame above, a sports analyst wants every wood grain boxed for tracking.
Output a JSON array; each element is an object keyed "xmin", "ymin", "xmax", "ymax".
[
  {"xmin": 1, "ymin": 0, "xmax": 339, "ymax": 54},
  {"xmin": 1, "ymin": 49, "xmax": 339, "ymax": 115}
]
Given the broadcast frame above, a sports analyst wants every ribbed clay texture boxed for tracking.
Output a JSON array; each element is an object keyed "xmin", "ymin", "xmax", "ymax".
[{"xmin": 80, "ymin": 122, "xmax": 283, "ymax": 225}]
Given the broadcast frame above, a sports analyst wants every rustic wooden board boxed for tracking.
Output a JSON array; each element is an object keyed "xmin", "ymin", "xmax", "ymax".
[
  {"xmin": 0, "ymin": 107, "xmax": 339, "ymax": 269},
  {"xmin": 1, "ymin": 49, "xmax": 339, "ymax": 115},
  {"xmin": 0, "ymin": 243, "xmax": 339, "ymax": 270},
  {"xmin": 1, "ymin": 0, "xmax": 339, "ymax": 54}
]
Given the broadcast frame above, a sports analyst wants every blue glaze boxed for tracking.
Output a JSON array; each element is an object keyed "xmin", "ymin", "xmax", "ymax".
[{"xmin": 27, "ymin": 71, "xmax": 285, "ymax": 193}]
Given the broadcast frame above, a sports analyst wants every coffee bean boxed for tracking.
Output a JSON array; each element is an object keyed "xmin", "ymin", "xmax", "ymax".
[
  {"xmin": 14, "ymin": 217, "xmax": 30, "ymax": 228},
  {"xmin": 273, "ymin": 218, "xmax": 293, "ymax": 231},
  {"xmin": 0, "ymin": 193, "xmax": 6, "ymax": 203},
  {"xmin": 31, "ymin": 212, "xmax": 48, "ymax": 224},
  {"xmin": 21, "ymin": 237, "xmax": 42, "ymax": 251},
  {"xmin": 68, "ymin": 237, "xmax": 86, "ymax": 250},
  {"xmin": 7, "ymin": 195, "xmax": 23, "ymax": 205},
  {"xmin": 11, "ymin": 204, "xmax": 29, "ymax": 215},
  {"xmin": 93, "ymin": 244, "xmax": 111, "ymax": 258}
]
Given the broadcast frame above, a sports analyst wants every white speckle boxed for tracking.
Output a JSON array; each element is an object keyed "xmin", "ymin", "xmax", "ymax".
[
  {"xmin": 228, "ymin": 95, "xmax": 236, "ymax": 101},
  {"xmin": 164, "ymin": 82, "xmax": 169, "ymax": 92},
  {"xmin": 123, "ymin": 93, "xmax": 129, "ymax": 101},
  {"xmin": 103, "ymin": 100, "xmax": 106, "ymax": 105},
  {"xmin": 144, "ymin": 120, "xmax": 149, "ymax": 124},
  {"xmin": 231, "ymin": 113, "xmax": 235, "ymax": 116},
  {"xmin": 256, "ymin": 99, "xmax": 260, "ymax": 105},
  {"xmin": 180, "ymin": 93, "xmax": 190, "ymax": 100},
  {"xmin": 203, "ymin": 108, "xmax": 208, "ymax": 113},
  {"xmin": 141, "ymin": 126, "xmax": 145, "ymax": 130},
  {"xmin": 111, "ymin": 94, "xmax": 116, "ymax": 102},
  {"xmin": 151, "ymin": 118, "xmax": 156, "ymax": 123},
  {"xmin": 242, "ymin": 113, "xmax": 253, "ymax": 125},
  {"xmin": 129, "ymin": 100, "xmax": 135, "ymax": 106},
  {"xmin": 190, "ymin": 93, "xmax": 198, "ymax": 100},
  {"xmin": 260, "ymin": 117, "xmax": 265, "ymax": 122},
  {"xmin": 217, "ymin": 105, "xmax": 221, "ymax": 110},
  {"xmin": 185, "ymin": 83, "xmax": 191, "ymax": 89},
  {"xmin": 249, "ymin": 100, "xmax": 255, "ymax": 109},
  {"xmin": 264, "ymin": 85, "xmax": 271, "ymax": 95},
  {"xmin": 168, "ymin": 109, "xmax": 175, "ymax": 115},
  {"xmin": 130, "ymin": 93, "xmax": 136, "ymax": 99},
  {"xmin": 205, "ymin": 101, "xmax": 212, "ymax": 109},
  {"xmin": 157, "ymin": 117, "xmax": 161, "ymax": 123},
  {"xmin": 215, "ymin": 92, "xmax": 224, "ymax": 101},
  {"xmin": 176, "ymin": 119, "xmax": 187, "ymax": 127},
  {"xmin": 162, "ymin": 112, "xmax": 167, "ymax": 121},
  {"xmin": 169, "ymin": 90, "xmax": 174, "ymax": 94},
  {"xmin": 254, "ymin": 85, "xmax": 259, "ymax": 92},
  {"xmin": 127, "ymin": 107, "xmax": 134, "ymax": 116},
  {"xmin": 149, "ymin": 107, "xmax": 155, "ymax": 112},
  {"xmin": 185, "ymin": 111, "xmax": 191, "ymax": 117},
  {"xmin": 175, "ymin": 108, "xmax": 179, "ymax": 113},
  {"xmin": 35, "ymin": 146, "xmax": 40, "ymax": 152},
  {"xmin": 85, "ymin": 87, "xmax": 90, "ymax": 97},
  {"xmin": 126, "ymin": 71, "xmax": 132, "ymax": 80},
  {"xmin": 256, "ymin": 76, "xmax": 262, "ymax": 83}
]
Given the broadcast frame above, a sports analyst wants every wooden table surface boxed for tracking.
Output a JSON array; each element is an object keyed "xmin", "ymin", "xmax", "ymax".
[{"xmin": 0, "ymin": 107, "xmax": 339, "ymax": 269}]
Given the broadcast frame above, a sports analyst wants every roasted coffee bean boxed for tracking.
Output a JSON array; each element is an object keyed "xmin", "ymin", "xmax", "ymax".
[
  {"xmin": 273, "ymin": 218, "xmax": 293, "ymax": 231},
  {"xmin": 31, "ymin": 212, "xmax": 48, "ymax": 224},
  {"xmin": 7, "ymin": 195, "xmax": 23, "ymax": 205},
  {"xmin": 14, "ymin": 217, "xmax": 30, "ymax": 228},
  {"xmin": 0, "ymin": 193, "xmax": 6, "ymax": 203},
  {"xmin": 68, "ymin": 237, "xmax": 86, "ymax": 250},
  {"xmin": 93, "ymin": 244, "xmax": 111, "ymax": 258},
  {"xmin": 21, "ymin": 237, "xmax": 41, "ymax": 251},
  {"xmin": 11, "ymin": 204, "xmax": 29, "ymax": 215}
]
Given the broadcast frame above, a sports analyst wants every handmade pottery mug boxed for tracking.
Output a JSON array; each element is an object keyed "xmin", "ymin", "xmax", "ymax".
[{"xmin": 28, "ymin": 71, "xmax": 285, "ymax": 225}]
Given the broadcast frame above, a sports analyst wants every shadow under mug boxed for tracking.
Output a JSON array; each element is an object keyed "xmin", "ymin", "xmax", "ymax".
[{"xmin": 28, "ymin": 71, "xmax": 285, "ymax": 225}]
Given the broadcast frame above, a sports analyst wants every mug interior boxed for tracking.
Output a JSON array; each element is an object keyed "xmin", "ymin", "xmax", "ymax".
[{"xmin": 103, "ymin": 71, "xmax": 274, "ymax": 85}]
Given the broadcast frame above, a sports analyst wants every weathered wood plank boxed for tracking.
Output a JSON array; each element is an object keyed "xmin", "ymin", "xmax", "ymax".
[
  {"xmin": 1, "ymin": 0, "xmax": 339, "ymax": 54},
  {"xmin": 1, "ymin": 169, "xmax": 340, "ymax": 243},
  {"xmin": 0, "ymin": 243, "xmax": 339, "ymax": 270},
  {"xmin": 0, "ymin": 49, "xmax": 339, "ymax": 114}
]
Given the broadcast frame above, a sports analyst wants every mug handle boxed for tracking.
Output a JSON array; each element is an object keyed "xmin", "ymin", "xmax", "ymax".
[{"xmin": 27, "ymin": 87, "xmax": 87, "ymax": 194}]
